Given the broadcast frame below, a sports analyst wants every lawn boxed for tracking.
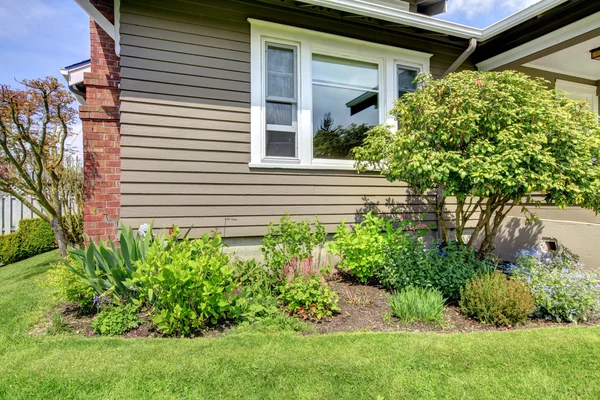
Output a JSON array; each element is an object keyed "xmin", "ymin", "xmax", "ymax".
[{"xmin": 1, "ymin": 253, "xmax": 600, "ymax": 399}]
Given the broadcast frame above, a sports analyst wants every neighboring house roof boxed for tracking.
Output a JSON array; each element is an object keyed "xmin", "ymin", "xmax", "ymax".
[{"xmin": 60, "ymin": 59, "xmax": 91, "ymax": 105}]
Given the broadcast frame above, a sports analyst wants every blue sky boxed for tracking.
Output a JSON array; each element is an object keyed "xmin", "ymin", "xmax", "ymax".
[{"xmin": 437, "ymin": 0, "xmax": 542, "ymax": 28}]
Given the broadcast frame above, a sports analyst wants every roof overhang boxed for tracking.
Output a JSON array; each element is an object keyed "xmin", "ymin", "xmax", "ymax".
[
  {"xmin": 298, "ymin": 0, "xmax": 569, "ymax": 40},
  {"xmin": 60, "ymin": 60, "xmax": 91, "ymax": 105},
  {"xmin": 74, "ymin": 0, "xmax": 120, "ymax": 55},
  {"xmin": 477, "ymin": 11, "xmax": 600, "ymax": 72}
]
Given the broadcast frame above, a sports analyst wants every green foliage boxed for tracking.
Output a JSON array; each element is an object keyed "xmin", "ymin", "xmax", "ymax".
[
  {"xmin": 387, "ymin": 286, "xmax": 445, "ymax": 324},
  {"xmin": 330, "ymin": 212, "xmax": 430, "ymax": 284},
  {"xmin": 329, "ymin": 212, "xmax": 392, "ymax": 283},
  {"xmin": 0, "ymin": 218, "xmax": 56, "ymax": 265},
  {"xmin": 44, "ymin": 259, "xmax": 96, "ymax": 314},
  {"xmin": 278, "ymin": 274, "xmax": 339, "ymax": 320},
  {"xmin": 511, "ymin": 249, "xmax": 600, "ymax": 322},
  {"xmin": 92, "ymin": 304, "xmax": 140, "ymax": 336},
  {"xmin": 132, "ymin": 230, "xmax": 236, "ymax": 337},
  {"xmin": 231, "ymin": 258, "xmax": 280, "ymax": 324},
  {"xmin": 261, "ymin": 213, "xmax": 327, "ymax": 274},
  {"xmin": 354, "ymin": 70, "xmax": 600, "ymax": 257},
  {"xmin": 46, "ymin": 311, "xmax": 72, "ymax": 335},
  {"xmin": 67, "ymin": 223, "xmax": 154, "ymax": 303},
  {"xmin": 460, "ymin": 271, "xmax": 535, "ymax": 326},
  {"xmin": 377, "ymin": 240, "xmax": 491, "ymax": 300}
]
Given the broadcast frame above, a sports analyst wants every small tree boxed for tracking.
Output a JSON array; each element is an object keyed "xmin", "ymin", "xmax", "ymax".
[
  {"xmin": 354, "ymin": 71, "xmax": 600, "ymax": 258},
  {"xmin": 0, "ymin": 77, "xmax": 83, "ymax": 255}
]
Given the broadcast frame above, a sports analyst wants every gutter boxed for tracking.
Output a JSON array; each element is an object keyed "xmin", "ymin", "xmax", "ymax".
[{"xmin": 442, "ymin": 38, "xmax": 477, "ymax": 77}]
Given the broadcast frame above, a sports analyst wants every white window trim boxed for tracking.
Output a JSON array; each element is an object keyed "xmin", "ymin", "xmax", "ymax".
[
  {"xmin": 249, "ymin": 19, "xmax": 432, "ymax": 170},
  {"xmin": 556, "ymin": 80, "xmax": 599, "ymax": 114}
]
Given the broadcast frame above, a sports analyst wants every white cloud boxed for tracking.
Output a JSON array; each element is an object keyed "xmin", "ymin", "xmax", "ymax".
[{"xmin": 443, "ymin": 0, "xmax": 542, "ymax": 24}]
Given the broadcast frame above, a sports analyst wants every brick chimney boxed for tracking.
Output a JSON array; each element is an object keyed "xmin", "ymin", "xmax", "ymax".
[{"xmin": 79, "ymin": 0, "xmax": 120, "ymax": 242}]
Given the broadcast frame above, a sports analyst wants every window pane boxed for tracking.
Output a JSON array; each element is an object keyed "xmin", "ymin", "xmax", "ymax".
[
  {"xmin": 267, "ymin": 46, "xmax": 294, "ymax": 99},
  {"xmin": 312, "ymin": 54, "xmax": 378, "ymax": 91},
  {"xmin": 266, "ymin": 130, "xmax": 296, "ymax": 158},
  {"xmin": 312, "ymin": 84, "xmax": 378, "ymax": 160},
  {"xmin": 267, "ymin": 102, "xmax": 293, "ymax": 126},
  {"xmin": 397, "ymin": 67, "xmax": 417, "ymax": 98}
]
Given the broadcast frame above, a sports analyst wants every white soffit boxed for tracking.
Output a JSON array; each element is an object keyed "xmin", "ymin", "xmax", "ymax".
[
  {"xmin": 477, "ymin": 11, "xmax": 600, "ymax": 71},
  {"xmin": 523, "ymin": 36, "xmax": 600, "ymax": 81}
]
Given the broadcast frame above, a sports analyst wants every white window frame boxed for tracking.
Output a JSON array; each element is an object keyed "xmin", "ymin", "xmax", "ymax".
[{"xmin": 249, "ymin": 19, "xmax": 432, "ymax": 170}]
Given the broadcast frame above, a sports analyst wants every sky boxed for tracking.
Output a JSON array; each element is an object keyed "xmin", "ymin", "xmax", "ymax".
[{"xmin": 0, "ymin": 0, "xmax": 542, "ymax": 153}]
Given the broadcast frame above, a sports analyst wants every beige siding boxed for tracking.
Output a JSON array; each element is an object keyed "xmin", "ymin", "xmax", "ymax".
[{"xmin": 119, "ymin": 0, "xmax": 475, "ymax": 237}]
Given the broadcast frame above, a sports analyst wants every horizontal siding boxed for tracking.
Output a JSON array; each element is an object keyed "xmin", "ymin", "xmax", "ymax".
[{"xmin": 118, "ymin": 0, "xmax": 476, "ymax": 237}]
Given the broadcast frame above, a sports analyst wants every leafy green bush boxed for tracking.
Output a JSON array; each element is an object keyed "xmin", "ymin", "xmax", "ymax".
[
  {"xmin": 258, "ymin": 215, "xmax": 338, "ymax": 321},
  {"xmin": 278, "ymin": 273, "xmax": 339, "ymax": 320},
  {"xmin": 0, "ymin": 232, "xmax": 23, "ymax": 265},
  {"xmin": 92, "ymin": 304, "xmax": 141, "ymax": 335},
  {"xmin": 261, "ymin": 213, "xmax": 326, "ymax": 274},
  {"xmin": 510, "ymin": 249, "xmax": 600, "ymax": 322},
  {"xmin": 329, "ymin": 212, "xmax": 391, "ymax": 283},
  {"xmin": 44, "ymin": 259, "xmax": 96, "ymax": 314},
  {"xmin": 387, "ymin": 286, "xmax": 445, "ymax": 324},
  {"xmin": 460, "ymin": 271, "xmax": 535, "ymax": 326},
  {"xmin": 0, "ymin": 218, "xmax": 56, "ymax": 265},
  {"xmin": 231, "ymin": 258, "xmax": 280, "ymax": 324},
  {"xmin": 18, "ymin": 218, "xmax": 56, "ymax": 255},
  {"xmin": 379, "ymin": 241, "xmax": 491, "ymax": 300},
  {"xmin": 68, "ymin": 223, "xmax": 154, "ymax": 303},
  {"xmin": 132, "ymin": 230, "xmax": 237, "ymax": 337}
]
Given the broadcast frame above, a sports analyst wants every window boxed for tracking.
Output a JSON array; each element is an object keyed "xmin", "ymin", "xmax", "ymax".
[{"xmin": 249, "ymin": 19, "xmax": 431, "ymax": 169}]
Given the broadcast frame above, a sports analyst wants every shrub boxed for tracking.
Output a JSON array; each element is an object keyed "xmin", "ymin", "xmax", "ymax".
[
  {"xmin": 460, "ymin": 271, "xmax": 535, "ymax": 326},
  {"xmin": 92, "ymin": 304, "xmax": 141, "ymax": 336},
  {"xmin": 330, "ymin": 212, "xmax": 431, "ymax": 284},
  {"xmin": 259, "ymin": 215, "xmax": 338, "ymax": 321},
  {"xmin": 44, "ymin": 259, "xmax": 96, "ymax": 314},
  {"xmin": 0, "ymin": 218, "xmax": 56, "ymax": 265},
  {"xmin": 231, "ymin": 258, "xmax": 280, "ymax": 324},
  {"xmin": 0, "ymin": 232, "xmax": 23, "ymax": 265},
  {"xmin": 387, "ymin": 287, "xmax": 445, "ymax": 324},
  {"xmin": 510, "ymin": 249, "xmax": 600, "ymax": 322},
  {"xmin": 380, "ymin": 241, "xmax": 492, "ymax": 300},
  {"xmin": 261, "ymin": 213, "xmax": 326, "ymax": 274},
  {"xmin": 68, "ymin": 223, "xmax": 154, "ymax": 303},
  {"xmin": 132, "ymin": 230, "xmax": 237, "ymax": 337},
  {"xmin": 18, "ymin": 218, "xmax": 56, "ymax": 256},
  {"xmin": 278, "ymin": 273, "xmax": 339, "ymax": 320},
  {"xmin": 329, "ymin": 212, "xmax": 391, "ymax": 283}
]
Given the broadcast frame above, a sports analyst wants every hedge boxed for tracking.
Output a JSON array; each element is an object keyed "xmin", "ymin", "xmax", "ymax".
[{"xmin": 0, "ymin": 219, "xmax": 56, "ymax": 265}]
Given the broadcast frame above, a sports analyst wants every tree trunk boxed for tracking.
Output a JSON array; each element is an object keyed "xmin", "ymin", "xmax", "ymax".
[{"xmin": 51, "ymin": 216, "xmax": 68, "ymax": 257}]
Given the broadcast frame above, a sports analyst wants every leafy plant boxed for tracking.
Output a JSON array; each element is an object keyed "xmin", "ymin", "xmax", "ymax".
[
  {"xmin": 0, "ymin": 218, "xmax": 56, "ymax": 265},
  {"xmin": 510, "ymin": 249, "xmax": 600, "ymax": 322},
  {"xmin": 261, "ymin": 213, "xmax": 326, "ymax": 275},
  {"xmin": 46, "ymin": 311, "xmax": 72, "ymax": 335},
  {"xmin": 379, "ymin": 241, "xmax": 491, "ymax": 300},
  {"xmin": 387, "ymin": 286, "xmax": 445, "ymax": 324},
  {"xmin": 132, "ymin": 229, "xmax": 236, "ymax": 337},
  {"xmin": 92, "ymin": 304, "xmax": 141, "ymax": 336},
  {"xmin": 67, "ymin": 222, "xmax": 154, "ymax": 303},
  {"xmin": 278, "ymin": 273, "xmax": 339, "ymax": 320},
  {"xmin": 460, "ymin": 271, "xmax": 535, "ymax": 326},
  {"xmin": 354, "ymin": 70, "xmax": 600, "ymax": 258},
  {"xmin": 44, "ymin": 259, "xmax": 96, "ymax": 314}
]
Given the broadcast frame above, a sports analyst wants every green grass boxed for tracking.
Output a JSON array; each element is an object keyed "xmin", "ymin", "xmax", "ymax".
[{"xmin": 1, "ymin": 252, "xmax": 600, "ymax": 399}]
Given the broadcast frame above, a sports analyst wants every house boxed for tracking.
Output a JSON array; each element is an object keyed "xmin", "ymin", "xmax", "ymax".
[{"xmin": 68, "ymin": 0, "xmax": 600, "ymax": 266}]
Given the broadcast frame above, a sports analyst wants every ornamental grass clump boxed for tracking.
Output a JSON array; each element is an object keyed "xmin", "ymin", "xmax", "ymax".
[
  {"xmin": 460, "ymin": 271, "xmax": 535, "ymax": 326},
  {"xmin": 510, "ymin": 249, "xmax": 600, "ymax": 323},
  {"xmin": 387, "ymin": 286, "xmax": 445, "ymax": 325}
]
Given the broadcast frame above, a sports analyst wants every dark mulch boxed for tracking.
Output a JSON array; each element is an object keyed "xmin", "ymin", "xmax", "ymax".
[{"xmin": 309, "ymin": 275, "xmax": 600, "ymax": 334}]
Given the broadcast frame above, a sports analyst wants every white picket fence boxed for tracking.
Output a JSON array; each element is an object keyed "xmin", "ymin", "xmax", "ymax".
[{"xmin": 1, "ymin": 194, "xmax": 37, "ymax": 234}]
